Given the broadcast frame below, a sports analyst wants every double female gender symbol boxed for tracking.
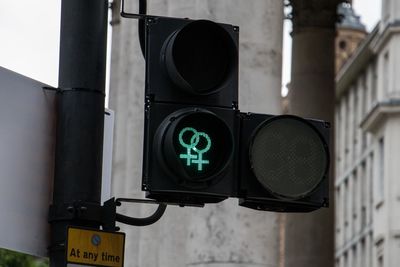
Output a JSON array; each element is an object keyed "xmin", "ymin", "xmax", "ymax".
[{"xmin": 178, "ymin": 127, "xmax": 212, "ymax": 171}]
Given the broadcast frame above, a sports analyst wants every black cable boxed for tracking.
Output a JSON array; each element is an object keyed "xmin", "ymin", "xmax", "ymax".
[
  {"xmin": 116, "ymin": 203, "xmax": 167, "ymax": 226},
  {"xmin": 138, "ymin": 0, "xmax": 147, "ymax": 58}
]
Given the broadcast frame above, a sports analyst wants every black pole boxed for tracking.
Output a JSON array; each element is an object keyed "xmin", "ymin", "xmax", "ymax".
[{"xmin": 49, "ymin": 0, "xmax": 108, "ymax": 265}]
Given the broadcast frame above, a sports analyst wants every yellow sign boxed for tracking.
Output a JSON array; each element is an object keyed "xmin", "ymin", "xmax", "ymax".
[{"xmin": 67, "ymin": 227, "xmax": 125, "ymax": 267}]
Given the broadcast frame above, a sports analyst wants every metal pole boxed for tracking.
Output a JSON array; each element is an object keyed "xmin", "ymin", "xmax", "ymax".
[{"xmin": 49, "ymin": 0, "xmax": 108, "ymax": 265}]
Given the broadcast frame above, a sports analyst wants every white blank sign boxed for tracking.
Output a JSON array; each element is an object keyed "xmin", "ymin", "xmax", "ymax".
[
  {"xmin": 0, "ymin": 66, "xmax": 55, "ymax": 257},
  {"xmin": 0, "ymin": 67, "xmax": 114, "ymax": 258}
]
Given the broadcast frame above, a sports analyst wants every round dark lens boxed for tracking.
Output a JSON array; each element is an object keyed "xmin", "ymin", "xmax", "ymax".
[
  {"xmin": 250, "ymin": 117, "xmax": 328, "ymax": 199},
  {"xmin": 164, "ymin": 20, "xmax": 236, "ymax": 94}
]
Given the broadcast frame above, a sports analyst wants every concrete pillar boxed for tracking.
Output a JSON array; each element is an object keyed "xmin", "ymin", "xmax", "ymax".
[
  {"xmin": 285, "ymin": 0, "xmax": 339, "ymax": 267},
  {"xmin": 109, "ymin": 1, "xmax": 284, "ymax": 266}
]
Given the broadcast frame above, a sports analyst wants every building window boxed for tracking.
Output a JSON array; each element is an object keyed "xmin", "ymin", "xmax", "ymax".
[
  {"xmin": 375, "ymin": 138, "xmax": 384, "ymax": 205},
  {"xmin": 361, "ymin": 238, "xmax": 366, "ymax": 267},
  {"xmin": 352, "ymin": 246, "xmax": 357, "ymax": 267},
  {"xmin": 369, "ymin": 153, "xmax": 374, "ymax": 222},
  {"xmin": 336, "ymin": 187, "xmax": 341, "ymax": 235},
  {"xmin": 379, "ymin": 138, "xmax": 384, "ymax": 196},
  {"xmin": 361, "ymin": 162, "xmax": 367, "ymax": 228},
  {"xmin": 362, "ymin": 73, "xmax": 367, "ymax": 116},
  {"xmin": 339, "ymin": 40, "xmax": 347, "ymax": 50},
  {"xmin": 353, "ymin": 88, "xmax": 358, "ymax": 159},
  {"xmin": 361, "ymin": 74, "xmax": 367, "ymax": 151},
  {"xmin": 353, "ymin": 171, "xmax": 358, "ymax": 223},
  {"xmin": 378, "ymin": 256, "xmax": 384, "ymax": 267},
  {"xmin": 362, "ymin": 132, "xmax": 367, "ymax": 152},
  {"xmin": 344, "ymin": 94, "xmax": 350, "ymax": 168},
  {"xmin": 376, "ymin": 238, "xmax": 384, "ymax": 267},
  {"xmin": 372, "ymin": 61, "xmax": 377, "ymax": 104},
  {"xmin": 383, "ymin": 52, "xmax": 389, "ymax": 96},
  {"xmin": 335, "ymin": 107, "xmax": 341, "ymax": 172},
  {"xmin": 344, "ymin": 179, "xmax": 349, "ymax": 233}
]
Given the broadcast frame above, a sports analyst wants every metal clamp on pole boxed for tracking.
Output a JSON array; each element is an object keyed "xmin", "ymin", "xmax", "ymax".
[{"xmin": 48, "ymin": 198, "xmax": 118, "ymax": 232}]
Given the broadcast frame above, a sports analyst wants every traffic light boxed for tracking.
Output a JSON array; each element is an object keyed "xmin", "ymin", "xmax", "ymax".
[
  {"xmin": 145, "ymin": 17, "xmax": 238, "ymax": 106},
  {"xmin": 141, "ymin": 15, "xmax": 330, "ymax": 211},
  {"xmin": 238, "ymin": 113, "xmax": 330, "ymax": 212},
  {"xmin": 142, "ymin": 17, "xmax": 239, "ymax": 205}
]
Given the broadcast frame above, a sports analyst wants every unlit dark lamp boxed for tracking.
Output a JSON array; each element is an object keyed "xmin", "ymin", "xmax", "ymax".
[
  {"xmin": 163, "ymin": 20, "xmax": 237, "ymax": 95},
  {"xmin": 249, "ymin": 116, "xmax": 329, "ymax": 200}
]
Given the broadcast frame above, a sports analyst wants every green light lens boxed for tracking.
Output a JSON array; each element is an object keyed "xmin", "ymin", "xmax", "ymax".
[
  {"xmin": 157, "ymin": 108, "xmax": 234, "ymax": 186},
  {"xmin": 178, "ymin": 127, "xmax": 212, "ymax": 171}
]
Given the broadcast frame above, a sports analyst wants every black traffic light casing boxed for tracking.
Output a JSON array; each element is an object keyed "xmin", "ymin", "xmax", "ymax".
[
  {"xmin": 145, "ymin": 17, "xmax": 239, "ymax": 108},
  {"xmin": 142, "ymin": 17, "xmax": 239, "ymax": 205},
  {"xmin": 140, "ymin": 14, "xmax": 331, "ymax": 212},
  {"xmin": 237, "ymin": 113, "xmax": 330, "ymax": 212},
  {"xmin": 142, "ymin": 103, "xmax": 238, "ymax": 204}
]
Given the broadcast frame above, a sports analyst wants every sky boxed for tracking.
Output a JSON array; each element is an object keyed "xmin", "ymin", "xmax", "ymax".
[
  {"xmin": 0, "ymin": 1, "xmax": 60, "ymax": 86},
  {"xmin": 0, "ymin": 0, "xmax": 382, "ymax": 96}
]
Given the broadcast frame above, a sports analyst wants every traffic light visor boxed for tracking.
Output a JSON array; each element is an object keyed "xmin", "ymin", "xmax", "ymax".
[{"xmin": 249, "ymin": 116, "xmax": 329, "ymax": 200}]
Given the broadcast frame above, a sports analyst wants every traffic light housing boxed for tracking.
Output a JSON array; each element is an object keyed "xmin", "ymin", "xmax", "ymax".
[
  {"xmin": 140, "ymin": 15, "xmax": 330, "ymax": 212},
  {"xmin": 238, "ymin": 113, "xmax": 330, "ymax": 212},
  {"xmin": 142, "ymin": 17, "xmax": 239, "ymax": 205},
  {"xmin": 145, "ymin": 17, "xmax": 238, "ymax": 107}
]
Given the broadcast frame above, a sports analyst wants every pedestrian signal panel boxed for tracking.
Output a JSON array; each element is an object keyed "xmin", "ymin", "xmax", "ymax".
[{"xmin": 141, "ymin": 16, "xmax": 330, "ymax": 212}]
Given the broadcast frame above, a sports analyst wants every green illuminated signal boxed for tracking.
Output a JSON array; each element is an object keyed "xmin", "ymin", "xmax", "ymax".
[
  {"xmin": 178, "ymin": 127, "xmax": 198, "ymax": 166},
  {"xmin": 178, "ymin": 127, "xmax": 211, "ymax": 171}
]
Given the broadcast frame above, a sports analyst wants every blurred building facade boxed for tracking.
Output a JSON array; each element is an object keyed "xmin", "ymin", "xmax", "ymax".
[{"xmin": 335, "ymin": 1, "xmax": 400, "ymax": 266}]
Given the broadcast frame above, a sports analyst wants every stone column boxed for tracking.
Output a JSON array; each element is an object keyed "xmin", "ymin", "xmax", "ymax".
[
  {"xmin": 285, "ymin": 1, "xmax": 339, "ymax": 267},
  {"xmin": 109, "ymin": 0, "xmax": 284, "ymax": 266}
]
